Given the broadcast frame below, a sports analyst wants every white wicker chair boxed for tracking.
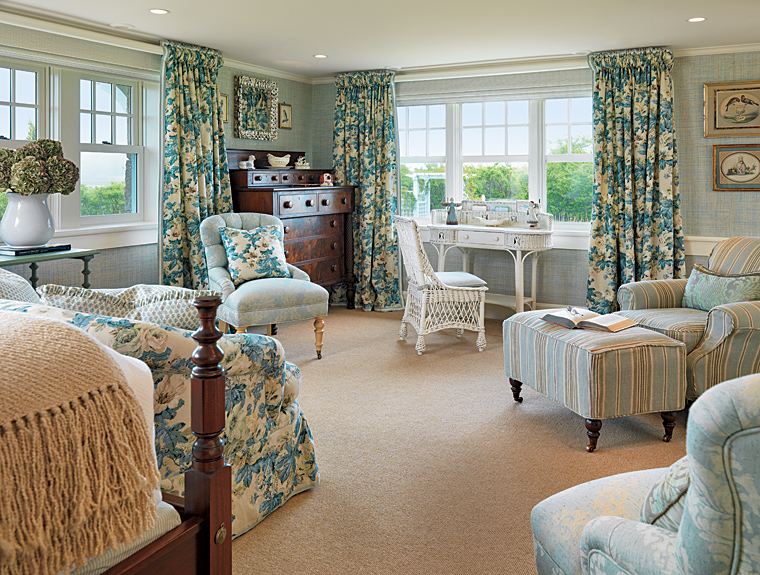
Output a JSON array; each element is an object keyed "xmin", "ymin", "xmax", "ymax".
[{"xmin": 394, "ymin": 216, "xmax": 488, "ymax": 355}]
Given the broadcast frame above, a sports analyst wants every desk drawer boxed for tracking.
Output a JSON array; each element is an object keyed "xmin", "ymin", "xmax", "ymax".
[
  {"xmin": 457, "ymin": 230, "xmax": 505, "ymax": 247},
  {"xmin": 278, "ymin": 193, "xmax": 319, "ymax": 216}
]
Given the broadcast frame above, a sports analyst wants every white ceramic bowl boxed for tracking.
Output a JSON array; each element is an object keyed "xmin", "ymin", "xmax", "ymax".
[{"xmin": 267, "ymin": 154, "xmax": 290, "ymax": 167}]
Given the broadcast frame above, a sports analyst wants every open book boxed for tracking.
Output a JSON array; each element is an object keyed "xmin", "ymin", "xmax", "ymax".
[{"xmin": 541, "ymin": 307, "xmax": 636, "ymax": 333}]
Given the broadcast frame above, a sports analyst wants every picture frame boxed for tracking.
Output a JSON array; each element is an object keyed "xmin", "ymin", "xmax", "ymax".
[
  {"xmin": 279, "ymin": 103, "xmax": 292, "ymax": 129},
  {"xmin": 235, "ymin": 75, "xmax": 278, "ymax": 140},
  {"xmin": 713, "ymin": 144, "xmax": 760, "ymax": 191},
  {"xmin": 704, "ymin": 80, "xmax": 760, "ymax": 137},
  {"xmin": 220, "ymin": 93, "xmax": 229, "ymax": 123}
]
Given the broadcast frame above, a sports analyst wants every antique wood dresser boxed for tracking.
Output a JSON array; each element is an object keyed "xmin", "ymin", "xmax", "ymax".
[{"xmin": 227, "ymin": 149, "xmax": 356, "ymax": 308}]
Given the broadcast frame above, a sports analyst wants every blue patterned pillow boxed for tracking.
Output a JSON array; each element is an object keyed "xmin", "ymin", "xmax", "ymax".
[
  {"xmin": 641, "ymin": 455, "xmax": 690, "ymax": 532},
  {"xmin": 218, "ymin": 225, "xmax": 290, "ymax": 286},
  {"xmin": 682, "ymin": 264, "xmax": 760, "ymax": 311}
]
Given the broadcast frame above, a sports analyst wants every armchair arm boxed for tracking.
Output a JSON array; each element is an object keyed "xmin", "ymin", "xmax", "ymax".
[
  {"xmin": 208, "ymin": 266, "xmax": 235, "ymax": 300},
  {"xmin": 687, "ymin": 300, "xmax": 760, "ymax": 397},
  {"xmin": 287, "ymin": 264, "xmax": 310, "ymax": 281},
  {"xmin": 617, "ymin": 279, "xmax": 688, "ymax": 311},
  {"xmin": 581, "ymin": 516, "xmax": 680, "ymax": 575}
]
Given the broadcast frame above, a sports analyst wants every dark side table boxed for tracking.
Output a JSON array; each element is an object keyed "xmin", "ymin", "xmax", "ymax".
[{"xmin": 0, "ymin": 248, "xmax": 99, "ymax": 288}]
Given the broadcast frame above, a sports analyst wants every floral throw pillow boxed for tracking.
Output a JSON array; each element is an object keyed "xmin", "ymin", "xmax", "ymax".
[
  {"xmin": 218, "ymin": 225, "xmax": 290, "ymax": 286},
  {"xmin": 682, "ymin": 264, "xmax": 760, "ymax": 311},
  {"xmin": 641, "ymin": 455, "xmax": 690, "ymax": 532}
]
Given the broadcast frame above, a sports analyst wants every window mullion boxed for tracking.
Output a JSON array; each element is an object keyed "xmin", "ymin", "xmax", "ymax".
[
  {"xmin": 447, "ymin": 103, "xmax": 461, "ymax": 202},
  {"xmin": 529, "ymin": 100, "xmax": 543, "ymax": 206}
]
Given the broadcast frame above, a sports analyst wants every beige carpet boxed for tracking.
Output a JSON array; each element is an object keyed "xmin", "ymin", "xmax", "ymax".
[{"xmin": 232, "ymin": 307, "xmax": 688, "ymax": 575}]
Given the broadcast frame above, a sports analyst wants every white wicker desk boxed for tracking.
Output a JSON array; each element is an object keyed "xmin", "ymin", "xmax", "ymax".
[{"xmin": 424, "ymin": 214, "xmax": 553, "ymax": 312}]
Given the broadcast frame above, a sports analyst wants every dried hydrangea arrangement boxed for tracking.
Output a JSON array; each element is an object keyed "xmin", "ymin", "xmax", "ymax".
[{"xmin": 0, "ymin": 139, "xmax": 79, "ymax": 196}]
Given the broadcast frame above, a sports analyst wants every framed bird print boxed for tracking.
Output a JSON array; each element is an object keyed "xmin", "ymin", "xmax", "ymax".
[{"xmin": 704, "ymin": 80, "xmax": 760, "ymax": 137}]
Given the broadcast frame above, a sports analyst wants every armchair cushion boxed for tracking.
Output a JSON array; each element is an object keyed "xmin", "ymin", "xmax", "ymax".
[
  {"xmin": 615, "ymin": 307, "xmax": 708, "ymax": 353},
  {"xmin": 640, "ymin": 455, "xmax": 690, "ymax": 532},
  {"xmin": 682, "ymin": 264, "xmax": 760, "ymax": 311},
  {"xmin": 0, "ymin": 268, "xmax": 41, "ymax": 303},
  {"xmin": 218, "ymin": 225, "xmax": 290, "ymax": 286}
]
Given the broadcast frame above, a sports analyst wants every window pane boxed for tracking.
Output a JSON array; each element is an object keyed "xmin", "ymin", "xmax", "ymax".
[
  {"xmin": 95, "ymin": 114, "xmax": 111, "ymax": 144},
  {"xmin": 115, "ymin": 85, "xmax": 131, "ymax": 114},
  {"xmin": 571, "ymin": 97, "xmax": 592, "ymax": 123},
  {"xmin": 428, "ymin": 104, "xmax": 445, "ymax": 128},
  {"xmin": 546, "ymin": 161, "xmax": 593, "ymax": 222},
  {"xmin": 80, "ymin": 152, "xmax": 137, "ymax": 215},
  {"xmin": 80, "ymin": 79, "xmax": 92, "ymax": 110},
  {"xmin": 508, "ymin": 126, "xmax": 529, "ymax": 155},
  {"xmin": 571, "ymin": 125, "xmax": 592, "ymax": 153},
  {"xmin": 0, "ymin": 105, "xmax": 10, "ymax": 139},
  {"xmin": 408, "ymin": 130, "xmax": 426, "ymax": 156},
  {"xmin": 484, "ymin": 102, "xmax": 504, "ymax": 125},
  {"xmin": 408, "ymin": 106, "xmax": 426, "ymax": 129},
  {"xmin": 15, "ymin": 70, "xmax": 36, "ymax": 105},
  {"xmin": 508, "ymin": 101, "xmax": 529, "ymax": 124},
  {"xmin": 462, "ymin": 127, "xmax": 482, "ymax": 155},
  {"xmin": 398, "ymin": 162, "xmax": 446, "ymax": 217},
  {"xmin": 546, "ymin": 125, "xmax": 568, "ymax": 153},
  {"xmin": 429, "ymin": 128, "xmax": 445, "ymax": 156},
  {"xmin": 546, "ymin": 98, "xmax": 568, "ymax": 123},
  {"xmin": 0, "ymin": 68, "xmax": 10, "ymax": 102},
  {"xmin": 15, "ymin": 107, "xmax": 36, "ymax": 140},
  {"xmin": 484, "ymin": 127, "xmax": 505, "ymax": 155},
  {"xmin": 95, "ymin": 82, "xmax": 112, "ymax": 112},
  {"xmin": 462, "ymin": 103, "xmax": 482, "ymax": 127},
  {"xmin": 115, "ymin": 116, "xmax": 130, "ymax": 145},
  {"xmin": 80, "ymin": 113, "xmax": 92, "ymax": 144},
  {"xmin": 398, "ymin": 134, "xmax": 407, "ymax": 157},
  {"xmin": 463, "ymin": 162, "xmax": 529, "ymax": 201}
]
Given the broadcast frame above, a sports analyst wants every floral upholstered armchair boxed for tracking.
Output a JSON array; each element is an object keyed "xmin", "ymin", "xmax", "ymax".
[
  {"xmin": 0, "ymin": 268, "xmax": 319, "ymax": 538},
  {"xmin": 616, "ymin": 237, "xmax": 760, "ymax": 400},
  {"xmin": 531, "ymin": 372, "xmax": 760, "ymax": 575}
]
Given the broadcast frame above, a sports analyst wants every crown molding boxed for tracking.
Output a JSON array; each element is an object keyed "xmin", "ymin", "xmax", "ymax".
[
  {"xmin": 673, "ymin": 43, "xmax": 760, "ymax": 58},
  {"xmin": 221, "ymin": 58, "xmax": 313, "ymax": 84}
]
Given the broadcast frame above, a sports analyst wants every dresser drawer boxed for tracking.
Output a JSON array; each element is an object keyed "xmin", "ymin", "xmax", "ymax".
[
  {"xmin": 296, "ymin": 256, "xmax": 345, "ymax": 285},
  {"xmin": 282, "ymin": 215, "xmax": 343, "ymax": 239},
  {"xmin": 278, "ymin": 193, "xmax": 319, "ymax": 216},
  {"xmin": 244, "ymin": 171, "xmax": 292, "ymax": 186},
  {"xmin": 318, "ymin": 189, "xmax": 353, "ymax": 214},
  {"xmin": 292, "ymin": 170, "xmax": 327, "ymax": 186},
  {"xmin": 284, "ymin": 237, "xmax": 343, "ymax": 263}
]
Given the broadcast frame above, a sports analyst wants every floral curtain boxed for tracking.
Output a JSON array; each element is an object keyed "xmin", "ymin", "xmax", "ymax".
[
  {"xmin": 161, "ymin": 41, "xmax": 232, "ymax": 289},
  {"xmin": 586, "ymin": 47, "xmax": 685, "ymax": 314},
  {"xmin": 333, "ymin": 70, "xmax": 402, "ymax": 311}
]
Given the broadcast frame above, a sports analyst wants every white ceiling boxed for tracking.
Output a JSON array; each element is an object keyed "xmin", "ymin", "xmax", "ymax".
[{"xmin": 1, "ymin": 0, "xmax": 759, "ymax": 80}]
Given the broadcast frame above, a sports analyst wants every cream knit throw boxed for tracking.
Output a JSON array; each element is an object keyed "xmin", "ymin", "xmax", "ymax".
[{"xmin": 0, "ymin": 311, "xmax": 160, "ymax": 575}]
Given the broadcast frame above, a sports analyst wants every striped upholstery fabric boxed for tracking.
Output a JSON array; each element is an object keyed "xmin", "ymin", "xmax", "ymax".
[
  {"xmin": 617, "ymin": 278, "xmax": 687, "ymax": 311},
  {"xmin": 615, "ymin": 308, "xmax": 707, "ymax": 353},
  {"xmin": 707, "ymin": 236, "xmax": 760, "ymax": 274},
  {"xmin": 503, "ymin": 311, "xmax": 686, "ymax": 420}
]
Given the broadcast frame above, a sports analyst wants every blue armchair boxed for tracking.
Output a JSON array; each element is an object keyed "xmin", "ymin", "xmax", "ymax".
[{"xmin": 531, "ymin": 372, "xmax": 760, "ymax": 575}]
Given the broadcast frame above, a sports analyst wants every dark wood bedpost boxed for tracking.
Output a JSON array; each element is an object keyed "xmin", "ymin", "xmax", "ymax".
[{"xmin": 185, "ymin": 295, "xmax": 232, "ymax": 574}]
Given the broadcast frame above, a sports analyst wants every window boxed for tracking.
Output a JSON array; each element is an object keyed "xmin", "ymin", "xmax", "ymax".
[
  {"xmin": 397, "ymin": 104, "xmax": 446, "ymax": 217},
  {"xmin": 397, "ymin": 97, "xmax": 593, "ymax": 222},
  {"xmin": 77, "ymin": 77, "xmax": 141, "ymax": 218}
]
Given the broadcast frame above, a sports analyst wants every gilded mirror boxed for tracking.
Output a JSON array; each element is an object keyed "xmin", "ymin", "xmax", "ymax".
[{"xmin": 235, "ymin": 75, "xmax": 278, "ymax": 140}]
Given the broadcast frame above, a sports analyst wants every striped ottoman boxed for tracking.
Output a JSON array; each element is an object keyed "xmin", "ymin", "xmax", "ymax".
[{"xmin": 503, "ymin": 310, "xmax": 687, "ymax": 452}]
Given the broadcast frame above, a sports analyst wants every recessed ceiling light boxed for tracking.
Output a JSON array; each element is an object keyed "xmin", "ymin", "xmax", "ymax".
[
  {"xmin": 110, "ymin": 23, "xmax": 135, "ymax": 30},
  {"xmin": 688, "ymin": 17, "xmax": 706, "ymax": 22},
  {"xmin": 150, "ymin": 8, "xmax": 170, "ymax": 15},
  {"xmin": 313, "ymin": 54, "xmax": 328, "ymax": 59}
]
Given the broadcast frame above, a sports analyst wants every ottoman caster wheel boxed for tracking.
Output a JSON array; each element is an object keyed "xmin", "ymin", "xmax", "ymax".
[{"xmin": 585, "ymin": 419, "xmax": 602, "ymax": 453}]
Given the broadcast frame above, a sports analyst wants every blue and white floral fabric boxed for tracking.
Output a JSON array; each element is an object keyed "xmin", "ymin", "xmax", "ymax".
[
  {"xmin": 162, "ymin": 41, "xmax": 232, "ymax": 289},
  {"xmin": 332, "ymin": 70, "xmax": 402, "ymax": 312},
  {"xmin": 0, "ymin": 297, "xmax": 319, "ymax": 538},
  {"xmin": 218, "ymin": 225, "xmax": 290, "ymax": 286},
  {"xmin": 586, "ymin": 47, "xmax": 685, "ymax": 314}
]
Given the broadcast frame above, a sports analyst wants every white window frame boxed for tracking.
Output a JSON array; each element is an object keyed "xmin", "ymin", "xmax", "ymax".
[{"xmin": 0, "ymin": 58, "xmax": 47, "ymax": 146}]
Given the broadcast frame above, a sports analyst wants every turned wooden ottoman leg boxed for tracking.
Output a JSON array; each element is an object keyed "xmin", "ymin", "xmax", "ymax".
[
  {"xmin": 661, "ymin": 411, "xmax": 677, "ymax": 442},
  {"xmin": 509, "ymin": 378, "xmax": 523, "ymax": 403},
  {"xmin": 585, "ymin": 419, "xmax": 603, "ymax": 453},
  {"xmin": 314, "ymin": 316, "xmax": 325, "ymax": 359}
]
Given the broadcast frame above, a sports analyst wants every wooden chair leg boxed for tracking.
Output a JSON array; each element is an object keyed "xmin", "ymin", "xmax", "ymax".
[{"xmin": 314, "ymin": 316, "xmax": 325, "ymax": 359}]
